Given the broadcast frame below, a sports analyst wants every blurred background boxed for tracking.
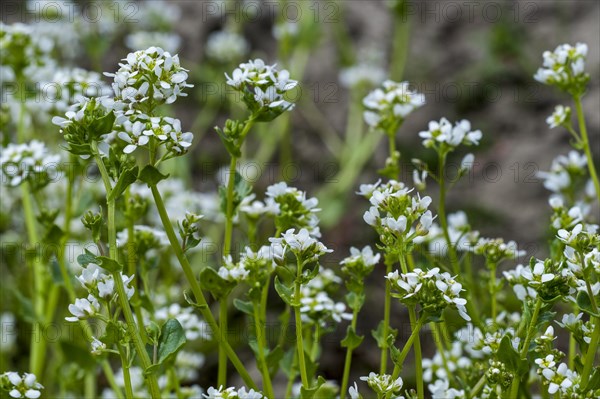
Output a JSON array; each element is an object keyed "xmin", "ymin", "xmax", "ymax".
[{"xmin": 1, "ymin": 0, "xmax": 599, "ymax": 393}]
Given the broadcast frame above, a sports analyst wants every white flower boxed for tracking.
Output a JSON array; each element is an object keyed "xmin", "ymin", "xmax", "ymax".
[
  {"xmin": 546, "ymin": 105, "xmax": 570, "ymax": 128},
  {"xmin": 90, "ymin": 337, "xmax": 106, "ymax": 355},
  {"xmin": 557, "ymin": 223, "xmax": 583, "ymax": 245},
  {"xmin": 360, "ymin": 372, "xmax": 403, "ymax": 395},
  {"xmin": 363, "ymin": 80, "xmax": 425, "ymax": 128},
  {"xmin": 413, "ymin": 170, "xmax": 428, "ymax": 190},
  {"xmin": 382, "ymin": 215, "xmax": 408, "ymax": 233},
  {"xmin": 1, "ymin": 372, "xmax": 43, "ymax": 399},
  {"xmin": 419, "ymin": 118, "xmax": 482, "ymax": 149},
  {"xmin": 341, "ymin": 246, "xmax": 381, "ymax": 267},
  {"xmin": 66, "ymin": 295, "xmax": 100, "ymax": 321}
]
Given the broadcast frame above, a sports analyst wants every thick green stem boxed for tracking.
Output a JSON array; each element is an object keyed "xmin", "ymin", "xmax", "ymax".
[
  {"xmin": 253, "ymin": 300, "xmax": 275, "ymax": 398},
  {"xmin": 340, "ymin": 307, "xmax": 360, "ymax": 399},
  {"xmin": 470, "ymin": 374, "xmax": 487, "ymax": 398},
  {"xmin": 380, "ymin": 261, "xmax": 393, "ymax": 374},
  {"xmin": 94, "ymin": 150, "xmax": 161, "ymax": 398},
  {"xmin": 117, "ymin": 346, "xmax": 134, "ymax": 399},
  {"xmin": 294, "ymin": 258, "xmax": 310, "ymax": 389},
  {"xmin": 149, "ymin": 185, "xmax": 257, "ymax": 389},
  {"xmin": 488, "ymin": 261, "xmax": 498, "ymax": 320},
  {"xmin": 510, "ymin": 298, "xmax": 542, "ymax": 397},
  {"xmin": 438, "ymin": 153, "xmax": 461, "ymax": 275},
  {"xmin": 573, "ymin": 96, "xmax": 600, "ymax": 204},
  {"xmin": 581, "ymin": 276, "xmax": 600, "ymax": 385},
  {"xmin": 218, "ymin": 295, "xmax": 229, "ymax": 387},
  {"xmin": 389, "ymin": 312, "xmax": 425, "ymax": 382}
]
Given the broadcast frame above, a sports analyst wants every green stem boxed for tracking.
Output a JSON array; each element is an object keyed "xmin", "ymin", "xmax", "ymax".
[
  {"xmin": 118, "ymin": 346, "xmax": 134, "ymax": 399},
  {"xmin": 84, "ymin": 371, "xmax": 96, "ymax": 399},
  {"xmin": 581, "ymin": 275, "xmax": 600, "ymax": 386},
  {"xmin": 340, "ymin": 307, "xmax": 360, "ymax": 399},
  {"xmin": 438, "ymin": 152, "xmax": 461, "ymax": 274},
  {"xmin": 93, "ymin": 150, "xmax": 161, "ymax": 399},
  {"xmin": 218, "ymin": 117, "xmax": 255, "ymax": 385},
  {"xmin": 488, "ymin": 261, "xmax": 497, "ymax": 320},
  {"xmin": 470, "ymin": 374, "xmax": 487, "ymax": 399},
  {"xmin": 390, "ymin": 2, "xmax": 411, "ymax": 81},
  {"xmin": 510, "ymin": 298, "xmax": 542, "ymax": 398},
  {"xmin": 573, "ymin": 96, "xmax": 600, "ymax": 204},
  {"xmin": 218, "ymin": 295, "xmax": 229, "ymax": 387},
  {"xmin": 389, "ymin": 312, "xmax": 425, "ymax": 381},
  {"xmin": 294, "ymin": 258, "xmax": 310, "ymax": 389},
  {"xmin": 581, "ymin": 318, "xmax": 600, "ymax": 386},
  {"xmin": 380, "ymin": 260, "xmax": 393, "ymax": 374},
  {"xmin": 253, "ymin": 300, "xmax": 275, "ymax": 398},
  {"xmin": 149, "ymin": 185, "xmax": 257, "ymax": 389},
  {"xmin": 398, "ymin": 253, "xmax": 423, "ymax": 398}
]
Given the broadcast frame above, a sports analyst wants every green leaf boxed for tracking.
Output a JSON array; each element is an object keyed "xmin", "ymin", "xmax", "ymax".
[
  {"xmin": 583, "ymin": 367, "xmax": 600, "ymax": 392},
  {"xmin": 497, "ymin": 335, "xmax": 528, "ymax": 376},
  {"xmin": 108, "ymin": 166, "xmax": 139, "ymax": 201},
  {"xmin": 60, "ymin": 341, "xmax": 97, "ymax": 370},
  {"xmin": 274, "ymin": 276, "xmax": 295, "ymax": 306},
  {"xmin": 199, "ymin": 268, "xmax": 236, "ymax": 299},
  {"xmin": 96, "ymin": 256, "xmax": 123, "ymax": 273},
  {"xmin": 300, "ymin": 376, "xmax": 326, "ymax": 399},
  {"xmin": 577, "ymin": 291, "xmax": 600, "ymax": 317},
  {"xmin": 345, "ymin": 292, "xmax": 365, "ymax": 312},
  {"xmin": 266, "ymin": 346, "xmax": 284, "ymax": 377},
  {"xmin": 233, "ymin": 299, "xmax": 254, "ymax": 316},
  {"xmin": 77, "ymin": 249, "xmax": 98, "ymax": 267},
  {"xmin": 183, "ymin": 290, "xmax": 208, "ymax": 310},
  {"xmin": 371, "ymin": 320, "xmax": 397, "ymax": 349},
  {"xmin": 341, "ymin": 326, "xmax": 364, "ymax": 350},
  {"xmin": 90, "ymin": 110, "xmax": 116, "ymax": 139},
  {"xmin": 100, "ymin": 321, "xmax": 121, "ymax": 346},
  {"xmin": 280, "ymin": 348, "xmax": 295, "ymax": 377},
  {"xmin": 145, "ymin": 319, "xmax": 186, "ymax": 375},
  {"xmin": 138, "ymin": 165, "xmax": 169, "ymax": 186},
  {"xmin": 313, "ymin": 380, "xmax": 339, "ymax": 399}
]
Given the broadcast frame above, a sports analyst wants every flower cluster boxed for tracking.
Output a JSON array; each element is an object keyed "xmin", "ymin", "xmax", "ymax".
[
  {"xmin": 363, "ymin": 80, "xmax": 425, "ymax": 130},
  {"xmin": 269, "ymin": 228, "xmax": 332, "ymax": 262},
  {"xmin": 358, "ymin": 373, "xmax": 404, "ymax": 397},
  {"xmin": 420, "ymin": 211, "xmax": 480, "ymax": 256},
  {"xmin": 117, "ymin": 115, "xmax": 193, "ymax": 155},
  {"xmin": 503, "ymin": 258, "xmax": 572, "ymax": 302},
  {"xmin": 203, "ymin": 386, "xmax": 264, "ymax": 399},
  {"xmin": 206, "ymin": 30, "xmax": 249, "ymax": 63},
  {"xmin": 263, "ymin": 182, "xmax": 321, "ymax": 236},
  {"xmin": 66, "ymin": 265, "xmax": 135, "ymax": 322},
  {"xmin": 225, "ymin": 59, "xmax": 298, "ymax": 119},
  {"xmin": 473, "ymin": 237, "xmax": 526, "ymax": 264},
  {"xmin": 299, "ymin": 269, "xmax": 351, "ymax": 325},
  {"xmin": 218, "ymin": 246, "xmax": 278, "ymax": 286},
  {"xmin": 537, "ymin": 150, "xmax": 588, "ymax": 196},
  {"xmin": 418, "ymin": 118, "xmax": 482, "ymax": 150},
  {"xmin": 0, "ymin": 22, "xmax": 52, "ymax": 75},
  {"xmin": 0, "ymin": 140, "xmax": 61, "ymax": 188},
  {"xmin": 535, "ymin": 355, "xmax": 581, "ymax": 396},
  {"xmin": 0, "ymin": 372, "xmax": 43, "ymax": 399},
  {"xmin": 534, "ymin": 43, "xmax": 589, "ymax": 94},
  {"xmin": 44, "ymin": 67, "xmax": 112, "ymax": 114},
  {"xmin": 340, "ymin": 246, "xmax": 381, "ymax": 289},
  {"xmin": 386, "ymin": 267, "xmax": 471, "ymax": 320},
  {"xmin": 104, "ymin": 46, "xmax": 193, "ymax": 107},
  {"xmin": 360, "ymin": 180, "xmax": 435, "ymax": 249}
]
